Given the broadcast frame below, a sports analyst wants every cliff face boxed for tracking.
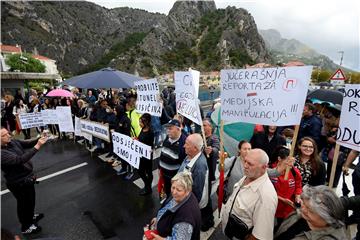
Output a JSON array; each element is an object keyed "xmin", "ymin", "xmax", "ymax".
[
  {"xmin": 2, "ymin": 0, "xmax": 269, "ymax": 77},
  {"xmin": 1, "ymin": 1, "xmax": 165, "ymax": 75}
]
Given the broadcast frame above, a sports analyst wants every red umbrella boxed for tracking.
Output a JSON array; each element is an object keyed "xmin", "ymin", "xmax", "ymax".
[{"xmin": 46, "ymin": 89, "xmax": 74, "ymax": 98}]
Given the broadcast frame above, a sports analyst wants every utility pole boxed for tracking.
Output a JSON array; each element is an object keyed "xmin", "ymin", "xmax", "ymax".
[{"xmin": 338, "ymin": 51, "xmax": 344, "ymax": 66}]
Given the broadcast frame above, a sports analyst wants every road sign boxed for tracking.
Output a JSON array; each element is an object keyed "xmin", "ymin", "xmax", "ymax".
[{"xmin": 330, "ymin": 68, "xmax": 346, "ymax": 85}]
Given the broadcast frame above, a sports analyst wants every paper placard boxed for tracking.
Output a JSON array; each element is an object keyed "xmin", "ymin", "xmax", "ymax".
[
  {"xmin": 336, "ymin": 84, "xmax": 360, "ymax": 151},
  {"xmin": 112, "ymin": 132, "xmax": 152, "ymax": 169},
  {"xmin": 74, "ymin": 117, "xmax": 82, "ymax": 136},
  {"xmin": 56, "ymin": 106, "xmax": 74, "ymax": 132},
  {"xmin": 42, "ymin": 109, "xmax": 59, "ymax": 125},
  {"xmin": 175, "ymin": 70, "xmax": 202, "ymax": 125},
  {"xmin": 82, "ymin": 132, "xmax": 93, "ymax": 144},
  {"xmin": 18, "ymin": 112, "xmax": 44, "ymax": 129},
  {"xmin": 80, "ymin": 119, "xmax": 110, "ymax": 142},
  {"xmin": 220, "ymin": 66, "xmax": 312, "ymax": 126},
  {"xmin": 134, "ymin": 78, "xmax": 163, "ymax": 117}
]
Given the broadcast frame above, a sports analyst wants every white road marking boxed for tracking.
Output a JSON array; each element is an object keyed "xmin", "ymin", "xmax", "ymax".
[{"xmin": 1, "ymin": 162, "xmax": 88, "ymax": 196}]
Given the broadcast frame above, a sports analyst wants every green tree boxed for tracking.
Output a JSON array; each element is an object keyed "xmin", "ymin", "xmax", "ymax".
[
  {"xmin": 349, "ymin": 72, "xmax": 360, "ymax": 84},
  {"xmin": 5, "ymin": 53, "xmax": 46, "ymax": 73},
  {"xmin": 317, "ymin": 70, "xmax": 332, "ymax": 83}
]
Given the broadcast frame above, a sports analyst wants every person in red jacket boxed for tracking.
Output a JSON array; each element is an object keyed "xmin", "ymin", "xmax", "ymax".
[{"xmin": 270, "ymin": 146, "xmax": 302, "ymax": 227}]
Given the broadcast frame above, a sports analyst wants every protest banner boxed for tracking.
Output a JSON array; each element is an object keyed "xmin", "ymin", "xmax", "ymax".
[
  {"xmin": 80, "ymin": 119, "xmax": 110, "ymax": 142},
  {"xmin": 336, "ymin": 84, "xmax": 360, "ymax": 151},
  {"xmin": 18, "ymin": 112, "xmax": 44, "ymax": 129},
  {"xmin": 220, "ymin": 66, "xmax": 312, "ymax": 126},
  {"xmin": 329, "ymin": 84, "xmax": 360, "ymax": 187},
  {"xmin": 134, "ymin": 78, "xmax": 162, "ymax": 117},
  {"xmin": 82, "ymin": 132, "xmax": 93, "ymax": 144},
  {"xmin": 42, "ymin": 109, "xmax": 59, "ymax": 125},
  {"xmin": 175, "ymin": 70, "xmax": 202, "ymax": 125},
  {"xmin": 56, "ymin": 106, "xmax": 74, "ymax": 132},
  {"xmin": 111, "ymin": 132, "xmax": 152, "ymax": 169},
  {"xmin": 74, "ymin": 117, "xmax": 82, "ymax": 136}
]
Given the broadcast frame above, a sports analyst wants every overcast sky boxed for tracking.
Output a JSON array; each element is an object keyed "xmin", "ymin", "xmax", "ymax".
[{"xmin": 90, "ymin": 0, "xmax": 360, "ymax": 71}]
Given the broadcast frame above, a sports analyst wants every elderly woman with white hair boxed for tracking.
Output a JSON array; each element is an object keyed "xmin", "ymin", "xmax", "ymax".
[
  {"xmin": 146, "ymin": 171, "xmax": 201, "ymax": 240},
  {"xmin": 275, "ymin": 185, "xmax": 347, "ymax": 240}
]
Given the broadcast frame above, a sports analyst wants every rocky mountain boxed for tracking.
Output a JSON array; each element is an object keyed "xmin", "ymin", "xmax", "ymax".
[
  {"xmin": 259, "ymin": 29, "xmax": 343, "ymax": 71},
  {"xmin": 1, "ymin": 0, "xmax": 270, "ymax": 77},
  {"xmin": 1, "ymin": 1, "xmax": 165, "ymax": 75}
]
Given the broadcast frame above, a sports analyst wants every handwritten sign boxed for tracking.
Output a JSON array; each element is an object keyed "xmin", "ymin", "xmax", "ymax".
[
  {"xmin": 42, "ymin": 109, "xmax": 59, "ymax": 125},
  {"xmin": 18, "ymin": 112, "xmax": 44, "ymax": 129},
  {"xmin": 80, "ymin": 119, "xmax": 110, "ymax": 142},
  {"xmin": 134, "ymin": 78, "xmax": 162, "ymax": 117},
  {"xmin": 175, "ymin": 70, "xmax": 202, "ymax": 125},
  {"xmin": 112, "ymin": 132, "xmax": 152, "ymax": 169},
  {"xmin": 336, "ymin": 84, "xmax": 360, "ymax": 151},
  {"xmin": 56, "ymin": 106, "xmax": 74, "ymax": 132},
  {"xmin": 220, "ymin": 66, "xmax": 312, "ymax": 126}
]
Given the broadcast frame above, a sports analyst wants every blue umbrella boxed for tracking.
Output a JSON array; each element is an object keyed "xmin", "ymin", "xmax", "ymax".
[{"xmin": 61, "ymin": 67, "xmax": 142, "ymax": 88}]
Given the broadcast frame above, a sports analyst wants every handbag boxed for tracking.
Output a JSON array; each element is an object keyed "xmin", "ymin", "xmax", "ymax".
[{"xmin": 224, "ymin": 184, "xmax": 251, "ymax": 240}]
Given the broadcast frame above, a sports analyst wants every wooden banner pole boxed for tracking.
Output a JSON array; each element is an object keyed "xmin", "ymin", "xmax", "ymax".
[
  {"xmin": 328, "ymin": 143, "xmax": 341, "ymax": 188},
  {"xmin": 284, "ymin": 125, "xmax": 300, "ymax": 180}
]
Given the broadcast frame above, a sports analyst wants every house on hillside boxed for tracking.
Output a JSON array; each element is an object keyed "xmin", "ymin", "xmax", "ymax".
[
  {"xmin": 0, "ymin": 43, "xmax": 60, "ymax": 75},
  {"xmin": 0, "ymin": 43, "xmax": 61, "ymax": 97}
]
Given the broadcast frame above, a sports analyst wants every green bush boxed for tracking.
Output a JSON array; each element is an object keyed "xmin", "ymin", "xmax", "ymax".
[
  {"xmin": 6, "ymin": 53, "xmax": 46, "ymax": 73},
  {"xmin": 229, "ymin": 49, "xmax": 255, "ymax": 67}
]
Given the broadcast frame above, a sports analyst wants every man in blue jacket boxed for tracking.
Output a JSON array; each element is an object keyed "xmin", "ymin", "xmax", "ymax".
[
  {"xmin": 298, "ymin": 103, "xmax": 322, "ymax": 146},
  {"xmin": 178, "ymin": 133, "xmax": 210, "ymax": 232}
]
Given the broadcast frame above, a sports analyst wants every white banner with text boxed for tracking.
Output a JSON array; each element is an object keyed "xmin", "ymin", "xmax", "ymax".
[
  {"xmin": 80, "ymin": 119, "xmax": 110, "ymax": 142},
  {"xmin": 56, "ymin": 106, "xmax": 74, "ymax": 132},
  {"xmin": 111, "ymin": 132, "xmax": 152, "ymax": 169},
  {"xmin": 175, "ymin": 70, "xmax": 202, "ymax": 125},
  {"xmin": 134, "ymin": 78, "xmax": 162, "ymax": 117},
  {"xmin": 220, "ymin": 66, "xmax": 312, "ymax": 125},
  {"xmin": 337, "ymin": 84, "xmax": 360, "ymax": 151},
  {"xmin": 18, "ymin": 112, "xmax": 44, "ymax": 129}
]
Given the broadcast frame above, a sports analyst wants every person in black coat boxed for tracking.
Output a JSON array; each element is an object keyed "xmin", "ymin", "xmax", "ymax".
[
  {"xmin": 137, "ymin": 113, "xmax": 154, "ymax": 195},
  {"xmin": 113, "ymin": 104, "xmax": 132, "ymax": 176},
  {"xmin": 1, "ymin": 128, "xmax": 47, "ymax": 234},
  {"xmin": 1, "ymin": 95, "xmax": 16, "ymax": 132},
  {"xmin": 250, "ymin": 125, "xmax": 286, "ymax": 158}
]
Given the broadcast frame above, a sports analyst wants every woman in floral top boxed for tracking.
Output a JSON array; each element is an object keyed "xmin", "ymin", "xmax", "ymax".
[{"xmin": 294, "ymin": 137, "xmax": 326, "ymax": 186}]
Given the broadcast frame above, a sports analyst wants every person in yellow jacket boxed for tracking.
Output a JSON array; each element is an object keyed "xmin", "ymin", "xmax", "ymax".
[
  {"xmin": 125, "ymin": 97, "xmax": 141, "ymax": 138},
  {"xmin": 123, "ymin": 96, "xmax": 142, "ymax": 180}
]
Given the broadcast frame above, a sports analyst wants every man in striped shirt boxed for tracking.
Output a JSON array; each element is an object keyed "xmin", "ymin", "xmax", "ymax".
[{"xmin": 159, "ymin": 119, "xmax": 187, "ymax": 198}]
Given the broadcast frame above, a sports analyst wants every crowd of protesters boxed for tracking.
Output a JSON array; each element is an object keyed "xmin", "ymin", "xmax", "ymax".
[{"xmin": 1, "ymin": 86, "xmax": 359, "ymax": 240}]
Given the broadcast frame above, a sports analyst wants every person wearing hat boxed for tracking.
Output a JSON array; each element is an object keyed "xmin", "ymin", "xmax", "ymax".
[{"xmin": 159, "ymin": 119, "xmax": 187, "ymax": 199}]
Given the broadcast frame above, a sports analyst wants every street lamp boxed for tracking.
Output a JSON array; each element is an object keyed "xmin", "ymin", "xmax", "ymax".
[{"xmin": 338, "ymin": 51, "xmax": 344, "ymax": 66}]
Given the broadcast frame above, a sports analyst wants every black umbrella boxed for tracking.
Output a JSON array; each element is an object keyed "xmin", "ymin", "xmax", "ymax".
[
  {"xmin": 307, "ymin": 89, "xmax": 344, "ymax": 105},
  {"xmin": 61, "ymin": 67, "xmax": 142, "ymax": 89}
]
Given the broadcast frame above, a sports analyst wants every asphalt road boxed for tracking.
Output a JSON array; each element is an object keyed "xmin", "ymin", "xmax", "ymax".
[{"xmin": 1, "ymin": 139, "xmax": 160, "ymax": 240}]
